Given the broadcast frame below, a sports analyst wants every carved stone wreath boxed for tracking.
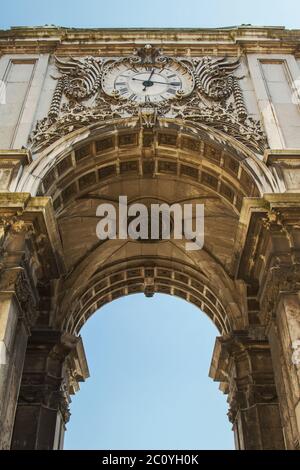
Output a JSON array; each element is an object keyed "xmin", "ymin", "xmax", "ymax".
[{"xmin": 29, "ymin": 45, "xmax": 267, "ymax": 154}]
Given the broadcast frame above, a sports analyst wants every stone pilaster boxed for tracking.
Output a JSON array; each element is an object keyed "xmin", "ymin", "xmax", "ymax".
[
  {"xmin": 0, "ymin": 193, "xmax": 64, "ymax": 449},
  {"xmin": 11, "ymin": 331, "xmax": 89, "ymax": 450},
  {"xmin": 0, "ymin": 293, "xmax": 29, "ymax": 450},
  {"xmin": 235, "ymin": 194, "xmax": 300, "ymax": 449},
  {"xmin": 209, "ymin": 331, "xmax": 285, "ymax": 450},
  {"xmin": 0, "ymin": 217, "xmax": 38, "ymax": 449},
  {"xmin": 261, "ymin": 273, "xmax": 300, "ymax": 449}
]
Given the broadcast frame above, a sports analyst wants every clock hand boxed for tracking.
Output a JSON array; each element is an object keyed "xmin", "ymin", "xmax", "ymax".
[
  {"xmin": 148, "ymin": 68, "xmax": 155, "ymax": 80},
  {"xmin": 132, "ymin": 77, "xmax": 169, "ymax": 86},
  {"xmin": 148, "ymin": 80, "xmax": 171, "ymax": 85},
  {"xmin": 132, "ymin": 78, "xmax": 149, "ymax": 82},
  {"xmin": 143, "ymin": 69, "xmax": 155, "ymax": 91}
]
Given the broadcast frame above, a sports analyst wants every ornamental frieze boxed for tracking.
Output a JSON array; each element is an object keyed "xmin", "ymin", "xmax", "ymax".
[{"xmin": 29, "ymin": 45, "xmax": 267, "ymax": 154}]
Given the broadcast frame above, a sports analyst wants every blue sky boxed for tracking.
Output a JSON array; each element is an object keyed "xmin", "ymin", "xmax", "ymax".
[
  {"xmin": 0, "ymin": 0, "xmax": 299, "ymax": 29},
  {"xmin": 64, "ymin": 294, "xmax": 233, "ymax": 450},
  {"xmin": 1, "ymin": 0, "xmax": 299, "ymax": 451}
]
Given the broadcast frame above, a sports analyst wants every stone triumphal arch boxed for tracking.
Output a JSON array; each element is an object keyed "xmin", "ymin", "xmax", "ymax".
[{"xmin": 1, "ymin": 26, "xmax": 300, "ymax": 450}]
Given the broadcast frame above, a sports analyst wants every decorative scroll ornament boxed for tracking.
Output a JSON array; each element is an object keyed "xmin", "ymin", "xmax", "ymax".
[
  {"xmin": 193, "ymin": 56, "xmax": 240, "ymax": 101},
  {"xmin": 29, "ymin": 45, "xmax": 268, "ymax": 154},
  {"xmin": 48, "ymin": 57, "xmax": 104, "ymax": 119}
]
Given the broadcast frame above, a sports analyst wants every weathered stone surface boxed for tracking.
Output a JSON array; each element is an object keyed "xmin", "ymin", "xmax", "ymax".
[{"xmin": 1, "ymin": 25, "xmax": 300, "ymax": 450}]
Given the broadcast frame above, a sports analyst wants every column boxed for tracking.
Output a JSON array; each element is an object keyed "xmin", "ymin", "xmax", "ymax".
[
  {"xmin": 0, "ymin": 293, "xmax": 28, "ymax": 449},
  {"xmin": 261, "ymin": 273, "xmax": 300, "ymax": 448},
  {"xmin": 210, "ymin": 331, "xmax": 285, "ymax": 450},
  {"xmin": 0, "ymin": 193, "xmax": 65, "ymax": 449},
  {"xmin": 0, "ymin": 219, "xmax": 37, "ymax": 449},
  {"xmin": 11, "ymin": 332, "xmax": 89, "ymax": 450},
  {"xmin": 235, "ymin": 194, "xmax": 300, "ymax": 449}
]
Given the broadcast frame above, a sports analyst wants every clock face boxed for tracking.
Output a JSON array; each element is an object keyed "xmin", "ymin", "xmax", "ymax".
[{"xmin": 102, "ymin": 63, "xmax": 194, "ymax": 104}]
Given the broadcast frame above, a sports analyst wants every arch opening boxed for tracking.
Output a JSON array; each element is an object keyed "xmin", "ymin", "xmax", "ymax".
[{"xmin": 64, "ymin": 293, "xmax": 235, "ymax": 450}]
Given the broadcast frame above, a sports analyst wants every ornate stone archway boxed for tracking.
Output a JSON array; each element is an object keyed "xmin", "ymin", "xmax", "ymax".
[{"xmin": 1, "ymin": 26, "xmax": 300, "ymax": 450}]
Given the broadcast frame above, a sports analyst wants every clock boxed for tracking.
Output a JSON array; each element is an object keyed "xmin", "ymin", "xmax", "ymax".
[{"xmin": 101, "ymin": 61, "xmax": 194, "ymax": 104}]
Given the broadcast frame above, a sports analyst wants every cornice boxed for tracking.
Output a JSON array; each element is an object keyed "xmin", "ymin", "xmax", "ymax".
[{"xmin": 0, "ymin": 26, "xmax": 299, "ymax": 56}]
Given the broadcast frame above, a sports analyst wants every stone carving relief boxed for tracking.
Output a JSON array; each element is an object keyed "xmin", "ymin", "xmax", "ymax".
[
  {"xmin": 29, "ymin": 46, "xmax": 267, "ymax": 154},
  {"xmin": 18, "ymin": 377, "xmax": 71, "ymax": 423},
  {"xmin": 260, "ymin": 264, "xmax": 300, "ymax": 327}
]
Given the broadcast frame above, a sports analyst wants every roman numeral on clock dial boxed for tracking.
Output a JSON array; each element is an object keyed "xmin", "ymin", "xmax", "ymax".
[{"xmin": 103, "ymin": 63, "xmax": 193, "ymax": 103}]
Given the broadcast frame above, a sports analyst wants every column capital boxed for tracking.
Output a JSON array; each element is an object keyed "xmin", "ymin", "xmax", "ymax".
[
  {"xmin": 260, "ymin": 264, "xmax": 300, "ymax": 328},
  {"xmin": 0, "ymin": 193, "xmax": 66, "ymax": 330},
  {"xmin": 0, "ymin": 192, "xmax": 65, "ymax": 277},
  {"xmin": 234, "ymin": 194, "xmax": 300, "ymax": 281}
]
